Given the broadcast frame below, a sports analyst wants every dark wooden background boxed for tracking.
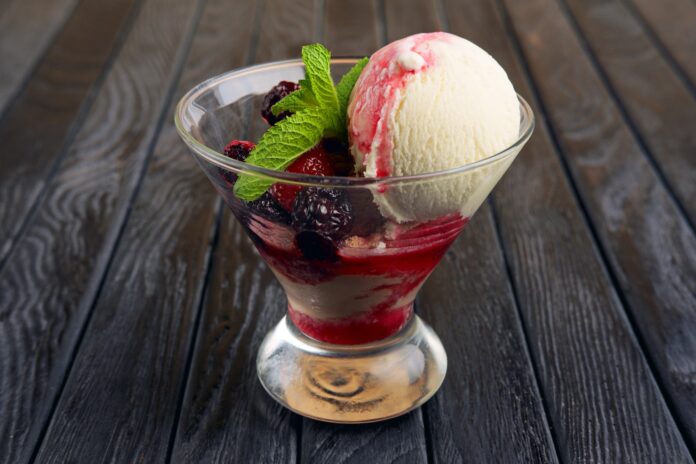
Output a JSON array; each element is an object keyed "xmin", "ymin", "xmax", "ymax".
[{"xmin": 1, "ymin": 0, "xmax": 695, "ymax": 462}]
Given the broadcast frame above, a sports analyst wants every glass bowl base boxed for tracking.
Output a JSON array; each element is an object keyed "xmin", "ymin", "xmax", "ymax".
[{"xmin": 256, "ymin": 314, "xmax": 447, "ymax": 423}]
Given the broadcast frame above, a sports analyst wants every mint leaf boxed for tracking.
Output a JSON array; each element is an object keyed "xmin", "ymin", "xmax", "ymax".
[
  {"xmin": 299, "ymin": 78, "xmax": 313, "ymax": 95},
  {"xmin": 271, "ymin": 87, "xmax": 315, "ymax": 115},
  {"xmin": 336, "ymin": 57, "xmax": 368, "ymax": 113},
  {"xmin": 233, "ymin": 108, "xmax": 328, "ymax": 201},
  {"xmin": 233, "ymin": 47, "xmax": 370, "ymax": 201},
  {"xmin": 302, "ymin": 44, "xmax": 339, "ymax": 112}
]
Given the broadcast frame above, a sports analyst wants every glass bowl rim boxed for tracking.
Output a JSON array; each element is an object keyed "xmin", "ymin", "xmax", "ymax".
[{"xmin": 174, "ymin": 57, "xmax": 535, "ymax": 188}]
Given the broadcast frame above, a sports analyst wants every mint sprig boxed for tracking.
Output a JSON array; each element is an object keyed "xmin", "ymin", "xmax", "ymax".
[
  {"xmin": 233, "ymin": 44, "xmax": 368, "ymax": 201},
  {"xmin": 336, "ymin": 57, "xmax": 368, "ymax": 117},
  {"xmin": 233, "ymin": 108, "xmax": 329, "ymax": 200},
  {"xmin": 301, "ymin": 44, "xmax": 340, "ymax": 113}
]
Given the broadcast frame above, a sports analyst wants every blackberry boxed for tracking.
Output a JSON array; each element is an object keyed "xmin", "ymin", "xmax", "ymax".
[
  {"xmin": 220, "ymin": 140, "xmax": 254, "ymax": 185},
  {"xmin": 224, "ymin": 140, "xmax": 253, "ymax": 161},
  {"xmin": 347, "ymin": 189, "xmax": 384, "ymax": 237},
  {"xmin": 322, "ymin": 138, "xmax": 355, "ymax": 176},
  {"xmin": 249, "ymin": 192, "xmax": 291, "ymax": 224},
  {"xmin": 261, "ymin": 81, "xmax": 300, "ymax": 125},
  {"xmin": 321, "ymin": 137, "xmax": 346, "ymax": 153},
  {"xmin": 295, "ymin": 231, "xmax": 338, "ymax": 261},
  {"xmin": 291, "ymin": 188, "xmax": 353, "ymax": 260}
]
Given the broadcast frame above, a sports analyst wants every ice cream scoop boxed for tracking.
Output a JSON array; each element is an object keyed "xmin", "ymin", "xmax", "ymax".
[{"xmin": 347, "ymin": 32, "xmax": 521, "ymax": 222}]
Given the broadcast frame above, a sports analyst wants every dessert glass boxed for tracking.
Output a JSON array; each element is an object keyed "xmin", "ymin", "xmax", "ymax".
[{"xmin": 175, "ymin": 59, "xmax": 534, "ymax": 423}]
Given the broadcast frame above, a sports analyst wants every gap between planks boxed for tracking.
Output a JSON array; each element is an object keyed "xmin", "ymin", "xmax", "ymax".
[
  {"xmin": 0, "ymin": 0, "xmax": 80, "ymax": 117},
  {"xmin": 553, "ymin": 0, "xmax": 696, "ymax": 235},
  {"xmin": 23, "ymin": 0, "xmax": 211, "ymax": 461},
  {"xmin": 493, "ymin": 0, "xmax": 696, "ymax": 458},
  {"xmin": 620, "ymin": 0, "xmax": 696, "ymax": 99},
  {"xmin": 164, "ymin": 198, "xmax": 224, "ymax": 464},
  {"xmin": 162, "ymin": 2, "xmax": 268, "ymax": 460},
  {"xmin": 488, "ymin": 198, "xmax": 564, "ymax": 464},
  {"xmin": 435, "ymin": 0, "xmax": 561, "ymax": 460},
  {"xmin": 0, "ymin": 0, "xmax": 147, "ymax": 273}
]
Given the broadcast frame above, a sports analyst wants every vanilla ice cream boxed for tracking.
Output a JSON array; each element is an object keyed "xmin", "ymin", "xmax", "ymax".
[{"xmin": 347, "ymin": 32, "xmax": 521, "ymax": 222}]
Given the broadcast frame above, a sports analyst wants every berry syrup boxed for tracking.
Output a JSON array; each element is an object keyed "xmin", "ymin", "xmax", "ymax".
[{"xmin": 246, "ymin": 213, "xmax": 468, "ymax": 345}]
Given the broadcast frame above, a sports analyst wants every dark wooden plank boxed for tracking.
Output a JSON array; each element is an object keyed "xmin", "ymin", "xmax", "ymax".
[
  {"xmin": 305, "ymin": 1, "xmax": 559, "ymax": 462},
  {"xmin": 384, "ymin": 0, "xmax": 440, "ymax": 39},
  {"xmin": 628, "ymin": 0, "xmax": 696, "ymax": 89},
  {"xmin": 0, "ymin": 0, "xmax": 206, "ymax": 461},
  {"xmin": 299, "ymin": 2, "xmax": 429, "ymax": 463},
  {"xmin": 323, "ymin": 0, "xmax": 380, "ymax": 56},
  {"xmin": 0, "ymin": 0, "xmax": 78, "ymax": 112},
  {"xmin": 170, "ymin": 0, "xmax": 319, "ymax": 461},
  {"xmin": 444, "ymin": 0, "xmax": 694, "ymax": 460},
  {"xmin": 302, "ymin": 414, "xmax": 427, "ymax": 464},
  {"xmin": 499, "ymin": 0, "xmax": 696, "ymax": 456},
  {"xmin": 561, "ymin": 0, "xmax": 696, "ymax": 232},
  {"xmin": 0, "ymin": 0, "xmax": 16, "ymax": 16},
  {"xmin": 172, "ymin": 213, "xmax": 300, "ymax": 463},
  {"xmin": 421, "ymin": 209, "xmax": 559, "ymax": 464},
  {"xmin": 254, "ymin": 0, "xmax": 321, "ymax": 62},
  {"xmin": 0, "ymin": 0, "xmax": 141, "ymax": 264},
  {"xmin": 29, "ymin": 0, "xmax": 261, "ymax": 462},
  {"xmin": 387, "ymin": 1, "xmax": 557, "ymax": 462},
  {"xmin": 382, "ymin": 2, "xmax": 560, "ymax": 462}
]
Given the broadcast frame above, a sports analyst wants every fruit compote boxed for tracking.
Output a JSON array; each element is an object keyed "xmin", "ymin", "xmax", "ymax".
[{"xmin": 216, "ymin": 83, "xmax": 468, "ymax": 345}]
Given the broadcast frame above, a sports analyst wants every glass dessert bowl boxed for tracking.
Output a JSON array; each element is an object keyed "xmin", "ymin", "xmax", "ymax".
[{"xmin": 175, "ymin": 58, "xmax": 534, "ymax": 423}]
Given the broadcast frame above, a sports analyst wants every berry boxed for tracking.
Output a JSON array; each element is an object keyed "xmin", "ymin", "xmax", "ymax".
[
  {"xmin": 295, "ymin": 231, "xmax": 338, "ymax": 261},
  {"xmin": 220, "ymin": 140, "xmax": 254, "ymax": 185},
  {"xmin": 290, "ymin": 145, "xmax": 336, "ymax": 176},
  {"xmin": 321, "ymin": 138, "xmax": 355, "ymax": 176},
  {"xmin": 291, "ymin": 188, "xmax": 353, "ymax": 260},
  {"xmin": 261, "ymin": 81, "xmax": 300, "ymax": 125},
  {"xmin": 270, "ymin": 144, "xmax": 335, "ymax": 211},
  {"xmin": 347, "ymin": 189, "xmax": 384, "ymax": 236},
  {"xmin": 321, "ymin": 138, "xmax": 346, "ymax": 154},
  {"xmin": 249, "ymin": 192, "xmax": 291, "ymax": 224},
  {"xmin": 224, "ymin": 140, "xmax": 254, "ymax": 161},
  {"xmin": 220, "ymin": 141, "xmax": 288, "ymax": 225}
]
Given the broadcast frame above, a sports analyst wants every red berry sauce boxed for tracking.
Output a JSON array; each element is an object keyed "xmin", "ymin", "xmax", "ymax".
[{"xmin": 249, "ymin": 213, "xmax": 469, "ymax": 344}]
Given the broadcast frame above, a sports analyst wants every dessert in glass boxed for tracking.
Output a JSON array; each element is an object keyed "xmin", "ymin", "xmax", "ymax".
[{"xmin": 175, "ymin": 33, "xmax": 534, "ymax": 423}]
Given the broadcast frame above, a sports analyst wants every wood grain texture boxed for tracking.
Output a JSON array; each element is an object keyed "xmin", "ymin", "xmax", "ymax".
[
  {"xmin": 385, "ymin": 1, "xmax": 558, "ymax": 462},
  {"xmin": 0, "ymin": 0, "xmax": 78, "ymax": 112},
  {"xmin": 384, "ymin": 0, "xmax": 440, "ymax": 39},
  {"xmin": 562, "ymin": 0, "xmax": 696, "ymax": 229},
  {"xmin": 30, "ymin": 0, "xmax": 263, "ymax": 461},
  {"xmin": 0, "ymin": 0, "xmax": 16, "ymax": 16},
  {"xmin": 254, "ymin": 0, "xmax": 321, "ymax": 62},
  {"xmin": 171, "ymin": 213, "xmax": 299, "ymax": 463},
  {"xmin": 628, "ymin": 0, "xmax": 696, "ymax": 88},
  {"xmin": 299, "ymin": 2, "xmax": 431, "ymax": 463},
  {"xmin": 1, "ymin": 0, "xmax": 693, "ymax": 462},
  {"xmin": 0, "ymin": 0, "xmax": 140, "ymax": 264},
  {"xmin": 420, "ymin": 210, "xmax": 558, "ymax": 464},
  {"xmin": 302, "ymin": 413, "xmax": 427, "ymax": 464},
  {"xmin": 442, "ymin": 0, "xmax": 694, "ymax": 460},
  {"xmin": 0, "ymin": 0, "xmax": 205, "ymax": 461},
  {"xmin": 170, "ymin": 0, "xmax": 318, "ymax": 461},
  {"xmin": 500, "ymin": 0, "xmax": 696, "ymax": 455},
  {"xmin": 323, "ymin": 0, "xmax": 380, "ymax": 56}
]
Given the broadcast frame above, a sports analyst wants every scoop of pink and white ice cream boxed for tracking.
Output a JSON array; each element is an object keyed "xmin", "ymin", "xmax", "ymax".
[{"xmin": 347, "ymin": 32, "xmax": 521, "ymax": 222}]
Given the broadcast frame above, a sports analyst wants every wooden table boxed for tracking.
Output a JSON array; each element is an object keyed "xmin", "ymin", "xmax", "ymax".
[{"xmin": 2, "ymin": 0, "xmax": 695, "ymax": 462}]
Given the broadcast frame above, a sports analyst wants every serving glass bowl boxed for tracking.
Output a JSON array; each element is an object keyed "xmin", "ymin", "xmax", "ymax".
[{"xmin": 175, "ymin": 58, "xmax": 534, "ymax": 423}]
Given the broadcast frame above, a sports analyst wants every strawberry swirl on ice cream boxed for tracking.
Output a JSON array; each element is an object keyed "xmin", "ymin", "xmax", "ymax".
[{"xmin": 347, "ymin": 32, "xmax": 520, "ymax": 222}]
